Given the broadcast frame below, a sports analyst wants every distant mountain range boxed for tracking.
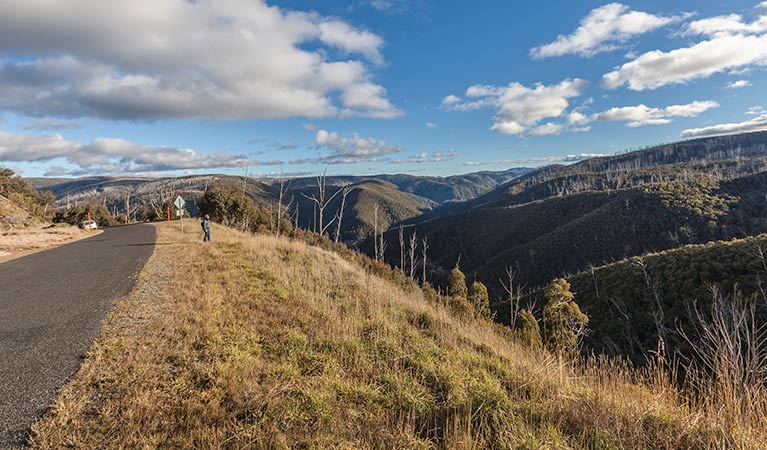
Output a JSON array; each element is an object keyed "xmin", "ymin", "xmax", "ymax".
[{"xmin": 26, "ymin": 167, "xmax": 530, "ymax": 242}]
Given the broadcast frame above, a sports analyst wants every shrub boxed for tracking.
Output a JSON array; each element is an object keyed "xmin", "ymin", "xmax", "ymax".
[
  {"xmin": 198, "ymin": 183, "xmax": 279, "ymax": 233},
  {"xmin": 542, "ymin": 278, "xmax": 588, "ymax": 357},
  {"xmin": 422, "ymin": 282, "xmax": 439, "ymax": 304},
  {"xmin": 468, "ymin": 281, "xmax": 490, "ymax": 319},
  {"xmin": 448, "ymin": 267, "xmax": 467, "ymax": 299},
  {"xmin": 0, "ymin": 167, "xmax": 56, "ymax": 220},
  {"xmin": 515, "ymin": 309, "xmax": 541, "ymax": 348}
]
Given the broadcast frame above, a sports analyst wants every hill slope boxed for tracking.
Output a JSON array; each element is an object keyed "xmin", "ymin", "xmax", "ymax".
[
  {"xmin": 30, "ymin": 224, "xmax": 764, "ymax": 448},
  {"xmin": 292, "ymin": 179, "xmax": 436, "ymax": 242},
  {"xmin": 527, "ymin": 233, "xmax": 767, "ymax": 363},
  {"xmin": 395, "ymin": 133, "xmax": 767, "ymax": 293},
  {"xmin": 0, "ymin": 194, "xmax": 44, "ymax": 229}
]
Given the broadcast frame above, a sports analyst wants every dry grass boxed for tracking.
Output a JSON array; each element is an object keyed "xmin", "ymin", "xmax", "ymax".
[
  {"xmin": 31, "ymin": 223, "xmax": 765, "ymax": 449},
  {"xmin": 0, "ymin": 224, "xmax": 100, "ymax": 261}
]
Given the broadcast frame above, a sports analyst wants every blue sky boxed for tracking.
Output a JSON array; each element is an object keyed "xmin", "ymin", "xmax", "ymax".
[{"xmin": 0, "ymin": 0, "xmax": 765, "ymax": 178}]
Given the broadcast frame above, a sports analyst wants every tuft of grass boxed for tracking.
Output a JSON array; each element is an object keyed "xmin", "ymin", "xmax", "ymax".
[{"xmin": 31, "ymin": 223, "xmax": 765, "ymax": 449}]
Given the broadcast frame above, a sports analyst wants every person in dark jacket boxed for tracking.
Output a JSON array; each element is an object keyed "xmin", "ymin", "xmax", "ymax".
[{"xmin": 201, "ymin": 215, "xmax": 211, "ymax": 242}]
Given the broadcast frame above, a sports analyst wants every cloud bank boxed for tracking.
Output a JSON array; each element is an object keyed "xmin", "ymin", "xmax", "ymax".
[
  {"xmin": 0, "ymin": 132, "xmax": 277, "ymax": 175},
  {"xmin": 0, "ymin": 0, "xmax": 401, "ymax": 120},
  {"xmin": 681, "ymin": 114, "xmax": 767, "ymax": 138},
  {"xmin": 603, "ymin": 13, "xmax": 767, "ymax": 91}
]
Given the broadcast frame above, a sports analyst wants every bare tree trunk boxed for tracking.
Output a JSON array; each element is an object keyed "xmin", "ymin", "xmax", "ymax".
[
  {"xmin": 408, "ymin": 230, "xmax": 417, "ymax": 280},
  {"xmin": 312, "ymin": 201, "xmax": 317, "ymax": 233},
  {"xmin": 374, "ymin": 203, "xmax": 379, "ymax": 261},
  {"xmin": 276, "ymin": 176, "xmax": 292, "ymax": 238},
  {"xmin": 634, "ymin": 257, "xmax": 667, "ymax": 340},
  {"xmin": 302, "ymin": 169, "xmax": 343, "ymax": 237},
  {"xmin": 421, "ymin": 237, "xmax": 429, "ymax": 283},
  {"xmin": 293, "ymin": 200, "xmax": 299, "ymax": 232},
  {"xmin": 501, "ymin": 266, "xmax": 521, "ymax": 329},
  {"xmin": 377, "ymin": 232, "xmax": 386, "ymax": 262},
  {"xmin": 334, "ymin": 187, "xmax": 349, "ymax": 243},
  {"xmin": 124, "ymin": 192, "xmax": 137, "ymax": 224},
  {"xmin": 399, "ymin": 225, "xmax": 405, "ymax": 272}
]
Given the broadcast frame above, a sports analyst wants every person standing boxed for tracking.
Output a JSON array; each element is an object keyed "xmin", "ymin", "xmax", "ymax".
[{"xmin": 201, "ymin": 214, "xmax": 211, "ymax": 242}]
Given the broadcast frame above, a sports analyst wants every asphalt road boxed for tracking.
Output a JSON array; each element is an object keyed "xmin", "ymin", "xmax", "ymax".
[{"xmin": 0, "ymin": 224, "xmax": 156, "ymax": 449}]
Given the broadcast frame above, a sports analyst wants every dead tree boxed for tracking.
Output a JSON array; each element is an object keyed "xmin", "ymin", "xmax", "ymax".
[
  {"xmin": 123, "ymin": 192, "xmax": 138, "ymax": 224},
  {"xmin": 634, "ymin": 257, "xmax": 668, "ymax": 340},
  {"xmin": 334, "ymin": 186, "xmax": 350, "ymax": 243},
  {"xmin": 312, "ymin": 201, "xmax": 317, "ymax": 233},
  {"xmin": 421, "ymin": 237, "xmax": 429, "ymax": 283},
  {"xmin": 399, "ymin": 225, "xmax": 405, "ymax": 272},
  {"xmin": 374, "ymin": 203, "xmax": 379, "ymax": 261},
  {"xmin": 500, "ymin": 265, "xmax": 524, "ymax": 329},
  {"xmin": 292, "ymin": 202, "xmax": 300, "ymax": 232},
  {"xmin": 276, "ymin": 176, "xmax": 292, "ymax": 238},
  {"xmin": 408, "ymin": 230, "xmax": 418, "ymax": 280},
  {"xmin": 302, "ymin": 169, "xmax": 343, "ymax": 237},
  {"xmin": 377, "ymin": 232, "xmax": 387, "ymax": 262}
]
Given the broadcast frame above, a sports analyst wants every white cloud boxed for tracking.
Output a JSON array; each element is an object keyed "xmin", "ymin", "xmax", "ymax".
[
  {"xmin": 463, "ymin": 153, "xmax": 608, "ymax": 166},
  {"xmin": 568, "ymin": 111, "xmax": 590, "ymax": 125},
  {"xmin": 684, "ymin": 14, "xmax": 767, "ymax": 37},
  {"xmin": 440, "ymin": 95, "xmax": 462, "ymax": 107},
  {"xmin": 0, "ymin": 131, "xmax": 279, "ymax": 175},
  {"xmin": 727, "ymin": 79, "xmax": 752, "ymax": 89},
  {"xmin": 390, "ymin": 150, "xmax": 456, "ymax": 164},
  {"xmin": 594, "ymin": 100, "xmax": 719, "ymax": 127},
  {"xmin": 527, "ymin": 123, "xmax": 565, "ymax": 137},
  {"xmin": 0, "ymin": 0, "xmax": 401, "ymax": 120},
  {"xmin": 293, "ymin": 129, "xmax": 403, "ymax": 164},
  {"xmin": 746, "ymin": 106, "xmax": 766, "ymax": 115},
  {"xmin": 531, "ymin": 3, "xmax": 681, "ymax": 59},
  {"xmin": 681, "ymin": 114, "xmax": 767, "ymax": 137},
  {"xmin": 603, "ymin": 32, "xmax": 767, "ymax": 91},
  {"xmin": 426, "ymin": 122, "xmax": 438, "ymax": 128},
  {"xmin": 443, "ymin": 79, "xmax": 588, "ymax": 136},
  {"xmin": 317, "ymin": 20, "xmax": 384, "ymax": 66},
  {"xmin": 759, "ymin": 2, "xmax": 767, "ymax": 9}
]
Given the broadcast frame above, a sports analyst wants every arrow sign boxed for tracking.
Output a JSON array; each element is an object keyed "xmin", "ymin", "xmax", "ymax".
[{"xmin": 174, "ymin": 196, "xmax": 185, "ymax": 210}]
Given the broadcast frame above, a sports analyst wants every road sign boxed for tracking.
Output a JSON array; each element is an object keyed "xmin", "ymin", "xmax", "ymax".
[
  {"xmin": 174, "ymin": 196, "xmax": 185, "ymax": 210},
  {"xmin": 176, "ymin": 209, "xmax": 184, "ymax": 217}
]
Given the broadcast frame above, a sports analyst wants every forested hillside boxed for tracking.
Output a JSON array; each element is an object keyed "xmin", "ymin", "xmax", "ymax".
[
  {"xmin": 519, "ymin": 234, "xmax": 767, "ymax": 363},
  {"xmin": 393, "ymin": 132, "xmax": 767, "ymax": 290}
]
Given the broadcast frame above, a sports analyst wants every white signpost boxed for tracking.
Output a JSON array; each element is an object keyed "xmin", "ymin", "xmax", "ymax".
[{"xmin": 174, "ymin": 196, "xmax": 186, "ymax": 235}]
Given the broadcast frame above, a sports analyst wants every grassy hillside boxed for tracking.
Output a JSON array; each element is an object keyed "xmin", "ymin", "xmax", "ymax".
[
  {"xmin": 0, "ymin": 168, "xmax": 55, "ymax": 226},
  {"xmin": 0, "ymin": 194, "xmax": 44, "ymax": 229},
  {"xmin": 31, "ymin": 223, "xmax": 765, "ymax": 448}
]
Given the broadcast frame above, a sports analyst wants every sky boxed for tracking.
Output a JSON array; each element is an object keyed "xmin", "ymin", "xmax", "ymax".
[{"xmin": 0, "ymin": 0, "xmax": 766, "ymax": 178}]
